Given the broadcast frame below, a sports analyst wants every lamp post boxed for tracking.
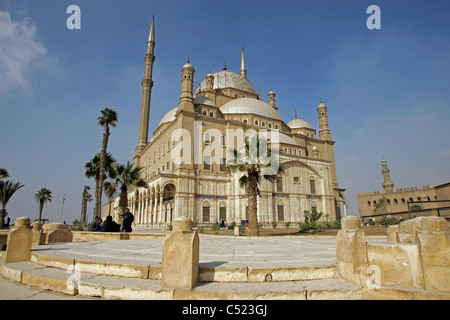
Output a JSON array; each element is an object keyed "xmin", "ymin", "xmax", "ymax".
[{"xmin": 61, "ymin": 195, "xmax": 66, "ymax": 223}]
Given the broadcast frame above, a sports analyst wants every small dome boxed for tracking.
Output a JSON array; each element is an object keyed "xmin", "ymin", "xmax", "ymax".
[
  {"xmin": 194, "ymin": 95, "xmax": 217, "ymax": 107},
  {"xmin": 287, "ymin": 118, "xmax": 313, "ymax": 130},
  {"xmin": 183, "ymin": 62, "xmax": 193, "ymax": 69},
  {"xmin": 220, "ymin": 98, "xmax": 283, "ymax": 121},
  {"xmin": 158, "ymin": 107, "xmax": 178, "ymax": 126}
]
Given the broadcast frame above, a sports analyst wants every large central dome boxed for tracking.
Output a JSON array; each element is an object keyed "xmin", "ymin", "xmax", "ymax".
[
  {"xmin": 220, "ymin": 98, "xmax": 283, "ymax": 121},
  {"xmin": 195, "ymin": 70, "xmax": 256, "ymax": 95}
]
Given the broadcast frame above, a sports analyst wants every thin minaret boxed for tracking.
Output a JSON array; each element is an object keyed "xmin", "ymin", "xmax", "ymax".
[
  {"xmin": 381, "ymin": 157, "xmax": 394, "ymax": 192},
  {"xmin": 135, "ymin": 16, "xmax": 156, "ymax": 163},
  {"xmin": 240, "ymin": 46, "xmax": 247, "ymax": 79}
]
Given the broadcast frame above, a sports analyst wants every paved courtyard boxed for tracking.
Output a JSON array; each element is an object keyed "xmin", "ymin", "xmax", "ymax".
[{"xmin": 31, "ymin": 234, "xmax": 385, "ymax": 269}]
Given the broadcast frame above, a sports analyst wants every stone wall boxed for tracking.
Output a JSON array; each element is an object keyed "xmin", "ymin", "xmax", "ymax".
[{"xmin": 336, "ymin": 216, "xmax": 449, "ymax": 299}]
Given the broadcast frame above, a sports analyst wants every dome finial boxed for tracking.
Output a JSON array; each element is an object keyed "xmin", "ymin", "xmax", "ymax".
[
  {"xmin": 223, "ymin": 60, "xmax": 227, "ymax": 71},
  {"xmin": 295, "ymin": 109, "xmax": 298, "ymax": 119}
]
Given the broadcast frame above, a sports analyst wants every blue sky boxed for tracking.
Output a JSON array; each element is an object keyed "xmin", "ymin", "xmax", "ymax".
[{"xmin": 1, "ymin": 0, "xmax": 449, "ymax": 224}]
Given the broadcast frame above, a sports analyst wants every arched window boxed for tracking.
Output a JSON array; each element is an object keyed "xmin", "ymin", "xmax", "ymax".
[{"xmin": 368, "ymin": 201, "xmax": 371, "ymax": 207}]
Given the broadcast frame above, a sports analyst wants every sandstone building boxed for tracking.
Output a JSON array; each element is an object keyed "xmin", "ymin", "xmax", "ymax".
[
  {"xmin": 108, "ymin": 18, "xmax": 346, "ymax": 227},
  {"xmin": 357, "ymin": 158, "xmax": 450, "ymax": 223}
]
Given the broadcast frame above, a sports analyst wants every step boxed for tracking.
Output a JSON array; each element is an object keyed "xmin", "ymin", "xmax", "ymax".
[
  {"xmin": 0, "ymin": 258, "xmax": 362, "ymax": 300},
  {"xmin": 29, "ymin": 251, "xmax": 337, "ymax": 283}
]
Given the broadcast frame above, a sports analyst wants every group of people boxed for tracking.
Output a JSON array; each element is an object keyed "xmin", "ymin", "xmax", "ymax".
[{"xmin": 88, "ymin": 208, "xmax": 134, "ymax": 233}]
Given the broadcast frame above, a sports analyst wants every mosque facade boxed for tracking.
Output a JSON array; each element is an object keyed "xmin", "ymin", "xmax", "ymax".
[{"xmin": 109, "ymin": 18, "xmax": 346, "ymax": 227}]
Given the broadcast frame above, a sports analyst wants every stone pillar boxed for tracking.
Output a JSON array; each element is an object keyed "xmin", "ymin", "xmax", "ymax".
[
  {"xmin": 161, "ymin": 216, "xmax": 199, "ymax": 289},
  {"xmin": 43, "ymin": 223, "xmax": 72, "ymax": 243},
  {"xmin": 336, "ymin": 216, "xmax": 368, "ymax": 285},
  {"xmin": 4, "ymin": 217, "xmax": 33, "ymax": 263},
  {"xmin": 31, "ymin": 222, "xmax": 45, "ymax": 247}
]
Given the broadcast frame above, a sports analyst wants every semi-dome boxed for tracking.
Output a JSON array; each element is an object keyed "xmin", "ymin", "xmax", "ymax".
[
  {"xmin": 220, "ymin": 98, "xmax": 283, "ymax": 121},
  {"xmin": 195, "ymin": 71, "xmax": 256, "ymax": 95},
  {"xmin": 287, "ymin": 118, "xmax": 313, "ymax": 130},
  {"xmin": 194, "ymin": 95, "xmax": 217, "ymax": 107},
  {"xmin": 158, "ymin": 107, "xmax": 178, "ymax": 126}
]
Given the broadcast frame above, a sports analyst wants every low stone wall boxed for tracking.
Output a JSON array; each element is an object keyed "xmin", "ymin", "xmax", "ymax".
[
  {"xmin": 336, "ymin": 216, "xmax": 450, "ymax": 299},
  {"xmin": 72, "ymin": 231, "xmax": 165, "ymax": 242}
]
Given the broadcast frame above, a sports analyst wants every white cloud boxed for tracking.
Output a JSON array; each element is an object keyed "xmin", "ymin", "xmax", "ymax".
[{"xmin": 0, "ymin": 10, "xmax": 47, "ymax": 94}]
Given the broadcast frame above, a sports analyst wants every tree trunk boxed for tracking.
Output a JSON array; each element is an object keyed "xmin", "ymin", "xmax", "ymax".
[
  {"xmin": 0, "ymin": 209, "xmax": 6, "ymax": 229},
  {"xmin": 81, "ymin": 193, "xmax": 86, "ymax": 225},
  {"xmin": 246, "ymin": 172, "xmax": 259, "ymax": 236},
  {"xmin": 118, "ymin": 186, "xmax": 128, "ymax": 226},
  {"xmin": 38, "ymin": 201, "xmax": 44, "ymax": 223},
  {"xmin": 96, "ymin": 127, "xmax": 110, "ymax": 218}
]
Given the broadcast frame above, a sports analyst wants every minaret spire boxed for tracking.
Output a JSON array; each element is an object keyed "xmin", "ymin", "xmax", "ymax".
[
  {"xmin": 148, "ymin": 15, "xmax": 155, "ymax": 44},
  {"xmin": 240, "ymin": 46, "xmax": 247, "ymax": 79},
  {"xmin": 135, "ymin": 16, "xmax": 156, "ymax": 165}
]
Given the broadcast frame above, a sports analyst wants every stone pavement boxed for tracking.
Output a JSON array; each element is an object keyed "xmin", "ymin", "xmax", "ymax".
[
  {"xmin": 31, "ymin": 235, "xmax": 342, "ymax": 269},
  {"xmin": 0, "ymin": 231, "xmax": 385, "ymax": 300}
]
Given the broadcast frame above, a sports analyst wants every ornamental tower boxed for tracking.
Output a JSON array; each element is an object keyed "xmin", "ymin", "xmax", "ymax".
[
  {"xmin": 178, "ymin": 59, "xmax": 195, "ymax": 112},
  {"xmin": 381, "ymin": 158, "xmax": 394, "ymax": 192}
]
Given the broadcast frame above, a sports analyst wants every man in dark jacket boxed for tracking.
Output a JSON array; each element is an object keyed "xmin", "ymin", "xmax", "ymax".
[
  {"xmin": 102, "ymin": 215, "xmax": 121, "ymax": 232},
  {"xmin": 122, "ymin": 208, "xmax": 134, "ymax": 233}
]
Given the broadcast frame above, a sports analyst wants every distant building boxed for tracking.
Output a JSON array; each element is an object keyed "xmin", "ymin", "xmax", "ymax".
[{"xmin": 357, "ymin": 159, "xmax": 450, "ymax": 223}]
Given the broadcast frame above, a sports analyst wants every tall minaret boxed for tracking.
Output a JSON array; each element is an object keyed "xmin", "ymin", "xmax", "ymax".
[
  {"xmin": 135, "ymin": 16, "xmax": 156, "ymax": 163},
  {"xmin": 240, "ymin": 46, "xmax": 247, "ymax": 79},
  {"xmin": 381, "ymin": 158, "xmax": 394, "ymax": 192},
  {"xmin": 317, "ymin": 99, "xmax": 333, "ymax": 141}
]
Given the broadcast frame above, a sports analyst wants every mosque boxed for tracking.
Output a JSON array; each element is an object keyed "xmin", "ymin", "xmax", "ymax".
[{"xmin": 108, "ymin": 18, "xmax": 346, "ymax": 227}]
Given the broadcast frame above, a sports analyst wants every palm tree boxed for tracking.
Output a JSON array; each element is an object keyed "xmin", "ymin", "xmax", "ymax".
[
  {"xmin": 80, "ymin": 185, "xmax": 93, "ymax": 225},
  {"xmin": 0, "ymin": 168, "xmax": 9, "ymax": 180},
  {"xmin": 85, "ymin": 152, "xmax": 116, "ymax": 218},
  {"xmin": 227, "ymin": 134, "xmax": 284, "ymax": 236},
  {"xmin": 96, "ymin": 107, "xmax": 118, "ymax": 218},
  {"xmin": 0, "ymin": 180, "xmax": 25, "ymax": 228},
  {"xmin": 109, "ymin": 161, "xmax": 147, "ymax": 221},
  {"xmin": 34, "ymin": 188, "xmax": 52, "ymax": 224},
  {"xmin": 103, "ymin": 180, "xmax": 117, "ymax": 218}
]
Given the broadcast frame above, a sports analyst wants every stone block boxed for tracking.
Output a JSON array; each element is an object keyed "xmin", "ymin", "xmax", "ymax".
[
  {"xmin": 341, "ymin": 216, "xmax": 361, "ymax": 231},
  {"xmin": 31, "ymin": 222, "xmax": 44, "ymax": 247},
  {"xmin": 161, "ymin": 217, "xmax": 199, "ymax": 289},
  {"xmin": 43, "ymin": 223, "xmax": 72, "ymax": 243},
  {"xmin": 367, "ymin": 243, "xmax": 425, "ymax": 290},
  {"xmin": 336, "ymin": 229, "xmax": 368, "ymax": 285},
  {"xmin": 4, "ymin": 217, "xmax": 33, "ymax": 263},
  {"xmin": 420, "ymin": 216, "xmax": 447, "ymax": 232},
  {"xmin": 416, "ymin": 231, "xmax": 450, "ymax": 292},
  {"xmin": 386, "ymin": 225, "xmax": 399, "ymax": 243},
  {"xmin": 172, "ymin": 216, "xmax": 193, "ymax": 231}
]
